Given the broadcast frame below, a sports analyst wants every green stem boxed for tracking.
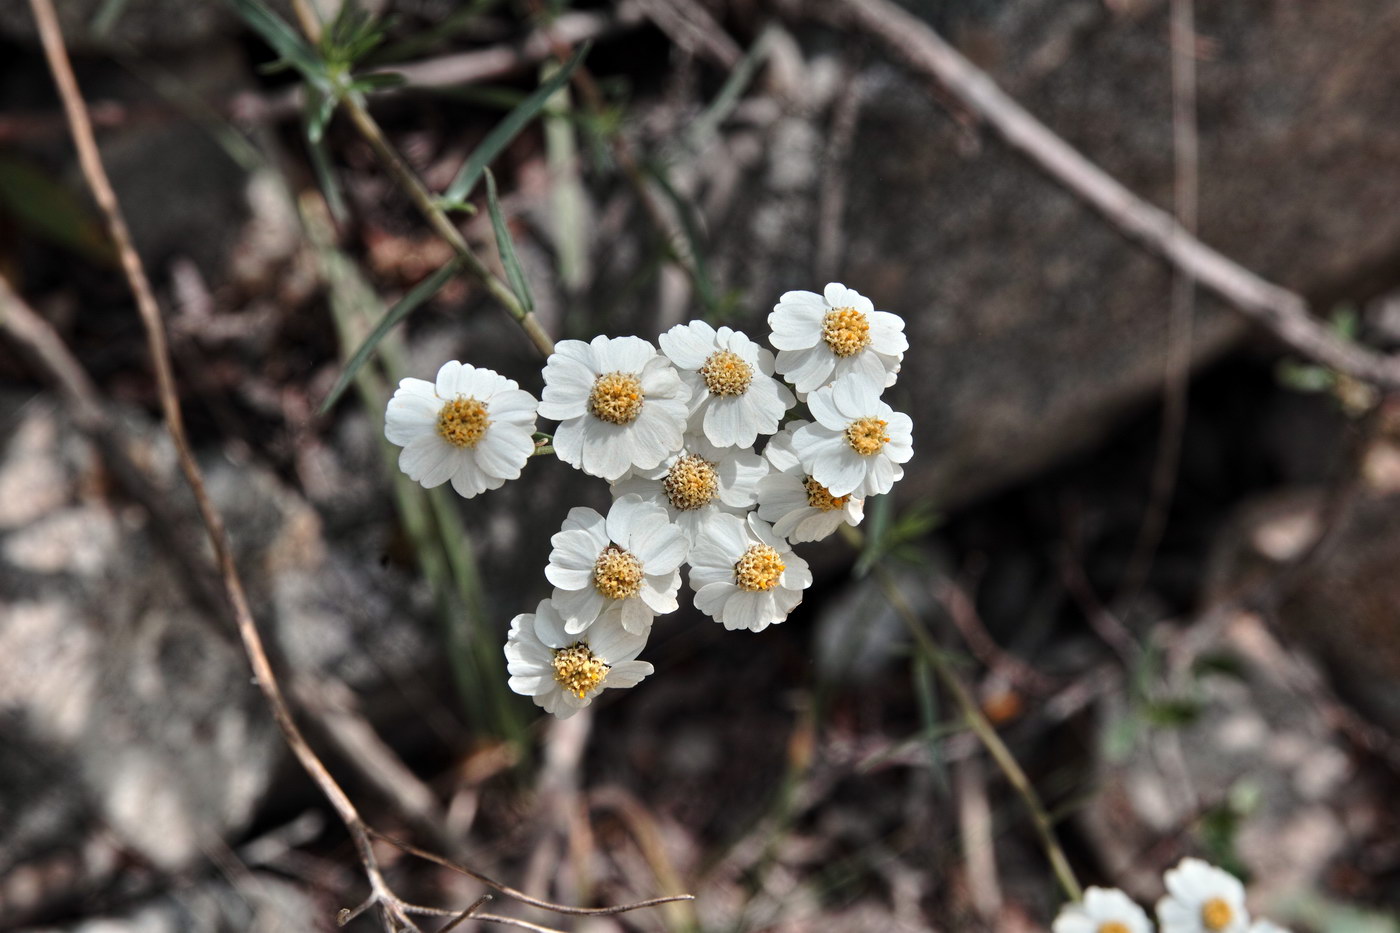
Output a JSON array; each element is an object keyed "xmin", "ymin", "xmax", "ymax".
[{"xmin": 842, "ymin": 527, "xmax": 1083, "ymax": 901}]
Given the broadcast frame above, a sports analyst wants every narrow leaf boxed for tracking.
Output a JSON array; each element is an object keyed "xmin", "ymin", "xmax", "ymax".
[
  {"xmin": 645, "ymin": 161, "xmax": 720, "ymax": 312},
  {"xmin": 319, "ymin": 259, "xmax": 465, "ymax": 413},
  {"xmin": 227, "ymin": 0, "xmax": 331, "ymax": 91},
  {"xmin": 441, "ymin": 43, "xmax": 591, "ymax": 205},
  {"xmin": 484, "ymin": 168, "xmax": 534, "ymax": 313}
]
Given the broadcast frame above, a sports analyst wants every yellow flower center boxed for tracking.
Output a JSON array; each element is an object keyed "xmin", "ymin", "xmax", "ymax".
[
  {"xmin": 1098, "ymin": 924, "xmax": 1131, "ymax": 933},
  {"xmin": 821, "ymin": 307, "xmax": 871, "ymax": 357},
  {"xmin": 1201, "ymin": 898, "xmax": 1234, "ymax": 931},
  {"xmin": 803, "ymin": 475, "xmax": 851, "ymax": 512},
  {"xmin": 845, "ymin": 417, "xmax": 889, "ymax": 456},
  {"xmin": 588, "ymin": 371, "xmax": 644, "ymax": 425},
  {"xmin": 436, "ymin": 397, "xmax": 491, "ymax": 448},
  {"xmin": 663, "ymin": 454, "xmax": 720, "ymax": 511},
  {"xmin": 700, "ymin": 349, "xmax": 754, "ymax": 397},
  {"xmin": 593, "ymin": 545, "xmax": 644, "ymax": 600},
  {"xmin": 551, "ymin": 642, "xmax": 609, "ymax": 699},
  {"xmin": 735, "ymin": 543, "xmax": 785, "ymax": 592}
]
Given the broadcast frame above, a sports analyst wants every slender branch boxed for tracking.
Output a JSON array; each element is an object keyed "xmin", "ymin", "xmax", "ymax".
[
  {"xmin": 367, "ymin": 828, "xmax": 697, "ymax": 917},
  {"xmin": 1118, "ymin": 0, "xmax": 1200, "ymax": 606},
  {"xmin": 819, "ymin": 0, "xmax": 1400, "ymax": 390},
  {"xmin": 25, "ymin": 3, "xmax": 424, "ymax": 928}
]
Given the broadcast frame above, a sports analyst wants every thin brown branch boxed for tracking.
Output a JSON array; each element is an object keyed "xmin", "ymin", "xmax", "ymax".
[
  {"xmin": 819, "ymin": 0, "xmax": 1400, "ymax": 389},
  {"xmin": 632, "ymin": 0, "xmax": 742, "ymax": 68},
  {"xmin": 1118, "ymin": 0, "xmax": 1201, "ymax": 607},
  {"xmin": 28, "ymin": 3, "xmax": 428, "ymax": 930},
  {"xmin": 368, "ymin": 828, "xmax": 697, "ymax": 917}
]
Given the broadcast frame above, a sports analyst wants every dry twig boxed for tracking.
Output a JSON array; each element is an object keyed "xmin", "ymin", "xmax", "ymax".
[
  {"xmin": 28, "ymin": 0, "xmax": 690, "ymax": 927},
  {"xmin": 819, "ymin": 0, "xmax": 1400, "ymax": 390}
]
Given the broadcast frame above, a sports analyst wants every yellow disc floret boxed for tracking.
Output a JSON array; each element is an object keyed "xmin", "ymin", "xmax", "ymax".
[
  {"xmin": 803, "ymin": 475, "xmax": 851, "ymax": 511},
  {"xmin": 700, "ymin": 349, "xmax": 754, "ymax": 397},
  {"xmin": 588, "ymin": 371, "xmax": 645, "ymax": 425},
  {"xmin": 1201, "ymin": 899, "xmax": 1234, "ymax": 932},
  {"xmin": 663, "ymin": 454, "xmax": 720, "ymax": 511},
  {"xmin": 551, "ymin": 642, "xmax": 609, "ymax": 699},
  {"xmin": 437, "ymin": 397, "xmax": 491, "ymax": 448},
  {"xmin": 821, "ymin": 307, "xmax": 871, "ymax": 357},
  {"xmin": 845, "ymin": 417, "xmax": 890, "ymax": 456},
  {"xmin": 593, "ymin": 545, "xmax": 644, "ymax": 600},
  {"xmin": 1098, "ymin": 924, "xmax": 1131, "ymax": 933},
  {"xmin": 735, "ymin": 543, "xmax": 785, "ymax": 592}
]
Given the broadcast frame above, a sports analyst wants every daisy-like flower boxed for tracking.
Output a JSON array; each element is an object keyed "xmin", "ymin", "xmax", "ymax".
[
  {"xmin": 612, "ymin": 436, "xmax": 769, "ymax": 545},
  {"xmin": 1156, "ymin": 859, "xmax": 1250, "ymax": 933},
  {"xmin": 687, "ymin": 513, "xmax": 812, "ymax": 632},
  {"xmin": 545, "ymin": 495, "xmax": 687, "ymax": 635},
  {"xmin": 791, "ymin": 372, "xmax": 913, "ymax": 498},
  {"xmin": 537, "ymin": 335, "xmax": 691, "ymax": 481},
  {"xmin": 504, "ymin": 599, "xmax": 652, "ymax": 718},
  {"xmin": 768, "ymin": 282, "xmax": 907, "ymax": 394},
  {"xmin": 658, "ymin": 321, "xmax": 795, "ymax": 448},
  {"xmin": 1053, "ymin": 887, "xmax": 1154, "ymax": 933},
  {"xmin": 384, "ymin": 360, "xmax": 538, "ymax": 498},
  {"xmin": 756, "ymin": 421, "xmax": 864, "ymax": 543}
]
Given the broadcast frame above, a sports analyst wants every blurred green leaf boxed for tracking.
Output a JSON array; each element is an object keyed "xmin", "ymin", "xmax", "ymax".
[
  {"xmin": 0, "ymin": 155, "xmax": 112, "ymax": 264},
  {"xmin": 227, "ymin": 0, "xmax": 331, "ymax": 91},
  {"xmin": 348, "ymin": 71, "xmax": 406, "ymax": 92},
  {"xmin": 441, "ymin": 42, "xmax": 591, "ymax": 205},
  {"xmin": 854, "ymin": 495, "xmax": 941, "ymax": 577},
  {"xmin": 643, "ymin": 161, "xmax": 721, "ymax": 314},
  {"xmin": 318, "ymin": 258, "xmax": 465, "ymax": 414},
  {"xmin": 686, "ymin": 29, "xmax": 772, "ymax": 151},
  {"xmin": 484, "ymin": 168, "xmax": 535, "ymax": 313},
  {"xmin": 1275, "ymin": 358, "xmax": 1336, "ymax": 393},
  {"xmin": 1142, "ymin": 696, "xmax": 1203, "ymax": 728},
  {"xmin": 304, "ymin": 85, "xmax": 337, "ymax": 143},
  {"xmin": 1330, "ymin": 304, "xmax": 1359, "ymax": 340},
  {"xmin": 320, "ymin": 0, "xmax": 390, "ymax": 68}
]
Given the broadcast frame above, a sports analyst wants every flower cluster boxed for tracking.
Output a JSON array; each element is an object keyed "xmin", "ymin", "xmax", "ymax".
[
  {"xmin": 384, "ymin": 282, "xmax": 911, "ymax": 718},
  {"xmin": 1053, "ymin": 858, "xmax": 1290, "ymax": 933}
]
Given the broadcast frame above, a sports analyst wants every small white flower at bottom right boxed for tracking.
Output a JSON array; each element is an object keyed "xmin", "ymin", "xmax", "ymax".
[
  {"xmin": 687, "ymin": 512, "xmax": 812, "ymax": 632},
  {"xmin": 1156, "ymin": 858, "xmax": 1250, "ymax": 933},
  {"xmin": 1053, "ymin": 886, "xmax": 1154, "ymax": 933},
  {"xmin": 791, "ymin": 372, "xmax": 912, "ymax": 498}
]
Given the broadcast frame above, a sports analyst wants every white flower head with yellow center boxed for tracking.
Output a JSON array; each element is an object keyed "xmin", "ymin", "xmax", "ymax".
[
  {"xmin": 768, "ymin": 282, "xmax": 907, "ymax": 395},
  {"xmin": 537, "ymin": 335, "xmax": 692, "ymax": 481},
  {"xmin": 611, "ymin": 435, "xmax": 769, "ymax": 546},
  {"xmin": 1053, "ymin": 887, "xmax": 1155, "ymax": 933},
  {"xmin": 1157, "ymin": 859, "xmax": 1250, "ymax": 933},
  {"xmin": 658, "ymin": 320, "xmax": 795, "ymax": 448},
  {"xmin": 687, "ymin": 512, "xmax": 812, "ymax": 632},
  {"xmin": 756, "ymin": 420, "xmax": 864, "ymax": 543},
  {"xmin": 546, "ymin": 495, "xmax": 687, "ymax": 635},
  {"xmin": 384, "ymin": 360, "xmax": 538, "ymax": 498},
  {"xmin": 791, "ymin": 373, "xmax": 912, "ymax": 498},
  {"xmin": 504, "ymin": 599, "xmax": 652, "ymax": 718}
]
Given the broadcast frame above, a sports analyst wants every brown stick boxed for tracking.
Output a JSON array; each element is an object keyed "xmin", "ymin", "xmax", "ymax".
[
  {"xmin": 26, "ymin": 2, "xmax": 423, "ymax": 927},
  {"xmin": 821, "ymin": 0, "xmax": 1400, "ymax": 389}
]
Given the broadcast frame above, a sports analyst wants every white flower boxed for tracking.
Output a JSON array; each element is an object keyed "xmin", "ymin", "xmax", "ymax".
[
  {"xmin": 658, "ymin": 321, "xmax": 795, "ymax": 448},
  {"xmin": 1156, "ymin": 859, "xmax": 1250, "ymax": 933},
  {"xmin": 688, "ymin": 513, "xmax": 812, "ymax": 632},
  {"xmin": 504, "ymin": 599, "xmax": 652, "ymax": 718},
  {"xmin": 756, "ymin": 421, "xmax": 864, "ymax": 543},
  {"xmin": 768, "ymin": 282, "xmax": 906, "ymax": 395},
  {"xmin": 537, "ymin": 335, "xmax": 692, "ymax": 481},
  {"xmin": 545, "ymin": 495, "xmax": 687, "ymax": 635},
  {"xmin": 612, "ymin": 437, "xmax": 768, "ymax": 545},
  {"xmin": 791, "ymin": 373, "xmax": 912, "ymax": 498},
  {"xmin": 384, "ymin": 360, "xmax": 538, "ymax": 498},
  {"xmin": 1053, "ymin": 887, "xmax": 1154, "ymax": 933}
]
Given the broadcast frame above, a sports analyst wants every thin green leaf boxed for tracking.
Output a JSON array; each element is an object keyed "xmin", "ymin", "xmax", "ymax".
[
  {"xmin": 349, "ymin": 71, "xmax": 406, "ymax": 92},
  {"xmin": 305, "ymin": 86, "xmax": 336, "ymax": 143},
  {"xmin": 441, "ymin": 42, "xmax": 591, "ymax": 205},
  {"xmin": 304, "ymin": 121, "xmax": 347, "ymax": 223},
  {"xmin": 319, "ymin": 258, "xmax": 465, "ymax": 414},
  {"xmin": 686, "ymin": 29, "xmax": 772, "ymax": 150},
  {"xmin": 644, "ymin": 162, "xmax": 720, "ymax": 312},
  {"xmin": 484, "ymin": 168, "xmax": 534, "ymax": 313},
  {"xmin": 227, "ymin": 0, "xmax": 331, "ymax": 91}
]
